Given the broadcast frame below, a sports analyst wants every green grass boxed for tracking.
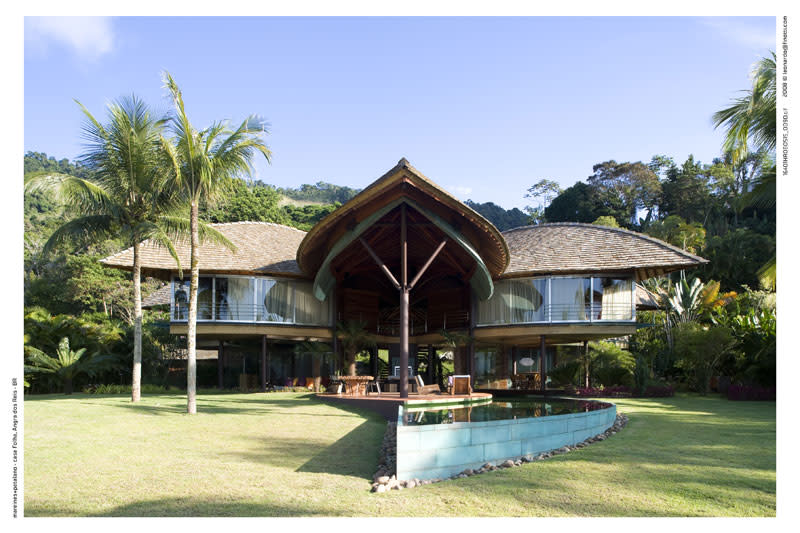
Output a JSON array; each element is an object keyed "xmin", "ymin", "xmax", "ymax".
[{"xmin": 24, "ymin": 392, "xmax": 775, "ymax": 517}]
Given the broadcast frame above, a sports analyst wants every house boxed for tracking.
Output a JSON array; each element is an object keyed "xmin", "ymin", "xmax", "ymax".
[{"xmin": 101, "ymin": 158, "xmax": 706, "ymax": 395}]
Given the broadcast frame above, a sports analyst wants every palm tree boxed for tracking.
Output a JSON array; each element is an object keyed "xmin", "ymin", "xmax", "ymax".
[
  {"xmin": 25, "ymin": 95, "xmax": 188, "ymax": 403},
  {"xmin": 336, "ymin": 320, "xmax": 376, "ymax": 376},
  {"xmin": 712, "ymin": 52, "xmax": 777, "ymax": 290},
  {"xmin": 712, "ymin": 52, "xmax": 776, "ymax": 166},
  {"xmin": 161, "ymin": 71, "xmax": 271, "ymax": 414},
  {"xmin": 24, "ymin": 337, "xmax": 109, "ymax": 394}
]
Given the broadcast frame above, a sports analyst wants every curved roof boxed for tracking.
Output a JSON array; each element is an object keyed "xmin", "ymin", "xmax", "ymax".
[
  {"xmin": 296, "ymin": 158, "xmax": 510, "ymax": 279},
  {"xmin": 310, "ymin": 197, "xmax": 496, "ymax": 301},
  {"xmin": 501, "ymin": 223, "xmax": 708, "ymax": 280},
  {"xmin": 100, "ymin": 221, "xmax": 307, "ymax": 278}
]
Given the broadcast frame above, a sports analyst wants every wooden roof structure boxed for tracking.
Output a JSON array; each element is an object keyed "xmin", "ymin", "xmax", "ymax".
[
  {"xmin": 501, "ymin": 223, "xmax": 707, "ymax": 281},
  {"xmin": 101, "ymin": 161, "xmax": 707, "ymax": 285},
  {"xmin": 296, "ymin": 158, "xmax": 509, "ymax": 279},
  {"xmin": 100, "ymin": 221, "xmax": 307, "ymax": 280}
]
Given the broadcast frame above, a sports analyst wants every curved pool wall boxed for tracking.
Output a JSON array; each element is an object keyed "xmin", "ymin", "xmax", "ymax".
[{"xmin": 395, "ymin": 401, "xmax": 617, "ymax": 481}]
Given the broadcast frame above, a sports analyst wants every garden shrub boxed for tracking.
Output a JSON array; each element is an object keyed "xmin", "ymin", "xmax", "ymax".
[
  {"xmin": 548, "ymin": 360, "xmax": 582, "ymax": 387},
  {"xmin": 673, "ymin": 323, "xmax": 738, "ymax": 394},
  {"xmin": 727, "ymin": 384, "xmax": 776, "ymax": 401},
  {"xmin": 589, "ymin": 341, "xmax": 635, "ymax": 387}
]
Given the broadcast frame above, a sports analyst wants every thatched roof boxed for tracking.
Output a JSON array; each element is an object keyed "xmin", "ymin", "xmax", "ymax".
[
  {"xmin": 296, "ymin": 158, "xmax": 510, "ymax": 278},
  {"xmin": 501, "ymin": 223, "xmax": 707, "ymax": 280},
  {"xmin": 100, "ymin": 222, "xmax": 308, "ymax": 279}
]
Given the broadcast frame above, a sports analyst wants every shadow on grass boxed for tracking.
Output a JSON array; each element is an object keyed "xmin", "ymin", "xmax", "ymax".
[
  {"xmin": 28, "ymin": 496, "xmax": 345, "ymax": 517},
  {"xmin": 76, "ymin": 393, "xmax": 383, "ymax": 418},
  {"xmin": 219, "ymin": 419, "xmax": 383, "ymax": 479}
]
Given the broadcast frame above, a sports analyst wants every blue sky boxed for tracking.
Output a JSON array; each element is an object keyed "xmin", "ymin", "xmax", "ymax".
[{"xmin": 24, "ymin": 16, "xmax": 775, "ymax": 209}]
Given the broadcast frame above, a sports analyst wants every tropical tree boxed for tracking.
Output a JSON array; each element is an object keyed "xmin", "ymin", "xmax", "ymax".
[
  {"xmin": 713, "ymin": 52, "xmax": 776, "ymax": 289},
  {"xmin": 25, "ymin": 95, "xmax": 188, "ymax": 403},
  {"xmin": 712, "ymin": 52, "xmax": 776, "ymax": 165},
  {"xmin": 336, "ymin": 320, "xmax": 376, "ymax": 376},
  {"xmin": 161, "ymin": 71, "xmax": 271, "ymax": 413},
  {"xmin": 24, "ymin": 337, "xmax": 109, "ymax": 394},
  {"xmin": 587, "ymin": 160, "xmax": 661, "ymax": 227},
  {"xmin": 524, "ymin": 179, "xmax": 562, "ymax": 224}
]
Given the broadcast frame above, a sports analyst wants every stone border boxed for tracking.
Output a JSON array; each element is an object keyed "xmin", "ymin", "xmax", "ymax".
[{"xmin": 371, "ymin": 413, "xmax": 629, "ymax": 492}]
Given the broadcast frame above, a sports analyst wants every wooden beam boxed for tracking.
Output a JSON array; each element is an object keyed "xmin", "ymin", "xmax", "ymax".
[
  {"xmin": 408, "ymin": 239, "xmax": 447, "ymax": 290},
  {"xmin": 359, "ymin": 237, "xmax": 401, "ymax": 291},
  {"xmin": 414, "ymin": 223, "xmax": 468, "ymax": 276}
]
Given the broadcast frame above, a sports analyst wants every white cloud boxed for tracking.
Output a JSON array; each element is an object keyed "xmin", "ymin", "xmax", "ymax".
[
  {"xmin": 25, "ymin": 16, "xmax": 114, "ymax": 61},
  {"xmin": 699, "ymin": 17, "xmax": 775, "ymax": 51}
]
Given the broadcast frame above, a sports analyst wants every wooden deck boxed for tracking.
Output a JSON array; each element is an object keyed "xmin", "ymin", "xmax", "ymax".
[{"xmin": 317, "ymin": 391, "xmax": 492, "ymax": 420}]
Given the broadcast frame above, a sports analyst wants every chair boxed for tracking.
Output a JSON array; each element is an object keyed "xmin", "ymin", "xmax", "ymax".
[
  {"xmin": 415, "ymin": 375, "xmax": 440, "ymax": 395},
  {"xmin": 366, "ymin": 379, "xmax": 381, "ymax": 395},
  {"xmin": 449, "ymin": 375, "xmax": 472, "ymax": 395}
]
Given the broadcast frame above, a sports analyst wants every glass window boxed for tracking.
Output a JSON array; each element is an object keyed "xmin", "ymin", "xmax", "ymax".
[
  {"xmin": 216, "ymin": 277, "xmax": 255, "ymax": 321},
  {"xmin": 510, "ymin": 278, "xmax": 547, "ymax": 323},
  {"xmin": 257, "ymin": 278, "xmax": 293, "ymax": 323},
  {"xmin": 474, "ymin": 346, "xmax": 511, "ymax": 389},
  {"xmin": 477, "ymin": 278, "xmax": 547, "ymax": 325},
  {"xmin": 294, "ymin": 281, "xmax": 331, "ymax": 325},
  {"xmin": 172, "ymin": 277, "xmax": 212, "ymax": 320},
  {"xmin": 594, "ymin": 277, "xmax": 633, "ymax": 320},
  {"xmin": 550, "ymin": 277, "xmax": 591, "ymax": 321}
]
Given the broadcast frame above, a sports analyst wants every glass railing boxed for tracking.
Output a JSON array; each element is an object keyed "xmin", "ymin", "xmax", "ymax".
[
  {"xmin": 476, "ymin": 276, "xmax": 635, "ymax": 326},
  {"xmin": 172, "ymin": 303, "xmax": 331, "ymax": 326}
]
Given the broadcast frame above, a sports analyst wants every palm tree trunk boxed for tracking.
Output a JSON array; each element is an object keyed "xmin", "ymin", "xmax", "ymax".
[
  {"xmin": 187, "ymin": 201, "xmax": 199, "ymax": 414},
  {"xmin": 312, "ymin": 353, "xmax": 321, "ymax": 392},
  {"xmin": 132, "ymin": 240, "xmax": 143, "ymax": 402}
]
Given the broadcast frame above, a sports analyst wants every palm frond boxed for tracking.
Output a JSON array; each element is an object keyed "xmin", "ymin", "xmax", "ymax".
[{"xmin": 41, "ymin": 215, "xmax": 115, "ymax": 257}]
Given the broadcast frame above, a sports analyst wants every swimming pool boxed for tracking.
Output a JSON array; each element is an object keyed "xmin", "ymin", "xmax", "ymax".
[
  {"xmin": 400, "ymin": 397, "xmax": 612, "ymax": 426},
  {"xmin": 396, "ymin": 397, "xmax": 617, "ymax": 481}
]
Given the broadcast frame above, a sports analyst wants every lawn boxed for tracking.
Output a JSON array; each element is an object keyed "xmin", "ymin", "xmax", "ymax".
[{"xmin": 24, "ymin": 392, "xmax": 775, "ymax": 517}]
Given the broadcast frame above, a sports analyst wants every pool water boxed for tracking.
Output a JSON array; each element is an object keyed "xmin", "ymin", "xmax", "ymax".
[{"xmin": 400, "ymin": 397, "xmax": 612, "ymax": 426}]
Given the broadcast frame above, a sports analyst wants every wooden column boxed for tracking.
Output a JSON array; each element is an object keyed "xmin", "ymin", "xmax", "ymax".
[
  {"xmin": 427, "ymin": 344, "xmax": 434, "ymax": 384},
  {"xmin": 583, "ymin": 340, "xmax": 590, "ymax": 388},
  {"xmin": 540, "ymin": 335, "xmax": 547, "ymax": 392},
  {"xmin": 260, "ymin": 335, "xmax": 267, "ymax": 392},
  {"xmin": 217, "ymin": 340, "xmax": 224, "ymax": 389},
  {"xmin": 331, "ymin": 293, "xmax": 338, "ymax": 371},
  {"xmin": 399, "ymin": 204, "xmax": 409, "ymax": 398},
  {"xmin": 371, "ymin": 346, "xmax": 378, "ymax": 378},
  {"xmin": 468, "ymin": 288, "xmax": 475, "ymax": 381}
]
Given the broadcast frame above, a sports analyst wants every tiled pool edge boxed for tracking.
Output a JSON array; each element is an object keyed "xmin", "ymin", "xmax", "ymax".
[{"xmin": 395, "ymin": 401, "xmax": 617, "ymax": 481}]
